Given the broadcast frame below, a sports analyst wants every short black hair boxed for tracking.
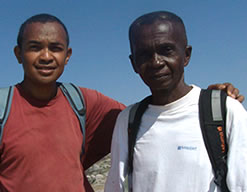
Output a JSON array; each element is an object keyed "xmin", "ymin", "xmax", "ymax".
[
  {"xmin": 129, "ymin": 11, "xmax": 187, "ymax": 52},
  {"xmin": 17, "ymin": 13, "xmax": 69, "ymax": 48}
]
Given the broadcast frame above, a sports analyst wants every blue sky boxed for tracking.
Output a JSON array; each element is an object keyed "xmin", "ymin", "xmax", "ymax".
[{"xmin": 0, "ymin": 0, "xmax": 246, "ymax": 108}]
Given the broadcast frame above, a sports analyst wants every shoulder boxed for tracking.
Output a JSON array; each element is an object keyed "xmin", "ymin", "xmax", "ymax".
[
  {"xmin": 226, "ymin": 96, "xmax": 247, "ymax": 115},
  {"xmin": 115, "ymin": 103, "xmax": 136, "ymax": 125},
  {"xmin": 79, "ymin": 87, "xmax": 102, "ymax": 99},
  {"xmin": 79, "ymin": 87, "xmax": 117, "ymax": 102},
  {"xmin": 111, "ymin": 104, "xmax": 135, "ymax": 141},
  {"xmin": 226, "ymin": 96, "xmax": 247, "ymax": 126},
  {"xmin": 78, "ymin": 86, "xmax": 125, "ymax": 117},
  {"xmin": 225, "ymin": 96, "xmax": 247, "ymax": 135},
  {"xmin": 79, "ymin": 87, "xmax": 123, "ymax": 106},
  {"xmin": 118, "ymin": 104, "xmax": 134, "ymax": 117}
]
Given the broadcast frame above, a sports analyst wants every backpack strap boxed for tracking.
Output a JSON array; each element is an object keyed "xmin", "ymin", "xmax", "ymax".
[
  {"xmin": 199, "ymin": 89, "xmax": 229, "ymax": 192},
  {"xmin": 59, "ymin": 82, "xmax": 86, "ymax": 156},
  {"xmin": 127, "ymin": 95, "xmax": 152, "ymax": 192},
  {"xmin": 0, "ymin": 86, "xmax": 14, "ymax": 142},
  {"xmin": 0, "ymin": 84, "xmax": 86, "ymax": 157}
]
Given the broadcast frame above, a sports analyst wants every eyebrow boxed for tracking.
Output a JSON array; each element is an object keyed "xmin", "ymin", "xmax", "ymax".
[
  {"xmin": 49, "ymin": 42, "xmax": 66, "ymax": 47},
  {"xmin": 27, "ymin": 40, "xmax": 65, "ymax": 47},
  {"xmin": 27, "ymin": 40, "xmax": 42, "ymax": 45}
]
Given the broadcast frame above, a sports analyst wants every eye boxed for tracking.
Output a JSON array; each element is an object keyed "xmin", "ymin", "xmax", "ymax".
[
  {"xmin": 159, "ymin": 46, "xmax": 174, "ymax": 56},
  {"xmin": 28, "ymin": 44, "xmax": 41, "ymax": 51},
  {"xmin": 136, "ymin": 50, "xmax": 153, "ymax": 63},
  {"xmin": 49, "ymin": 45, "xmax": 64, "ymax": 52}
]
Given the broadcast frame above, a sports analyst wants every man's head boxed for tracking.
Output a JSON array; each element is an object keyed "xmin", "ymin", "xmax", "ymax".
[
  {"xmin": 129, "ymin": 11, "xmax": 192, "ymax": 93},
  {"xmin": 17, "ymin": 13, "xmax": 70, "ymax": 48},
  {"xmin": 14, "ymin": 13, "xmax": 72, "ymax": 86}
]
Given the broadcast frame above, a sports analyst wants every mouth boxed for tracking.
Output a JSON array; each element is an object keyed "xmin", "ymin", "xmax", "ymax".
[
  {"xmin": 35, "ymin": 65, "xmax": 56, "ymax": 76},
  {"xmin": 151, "ymin": 73, "xmax": 171, "ymax": 80}
]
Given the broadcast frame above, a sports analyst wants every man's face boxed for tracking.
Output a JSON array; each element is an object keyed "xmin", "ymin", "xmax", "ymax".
[
  {"xmin": 14, "ymin": 22, "xmax": 72, "ymax": 86},
  {"xmin": 130, "ymin": 20, "xmax": 191, "ymax": 93}
]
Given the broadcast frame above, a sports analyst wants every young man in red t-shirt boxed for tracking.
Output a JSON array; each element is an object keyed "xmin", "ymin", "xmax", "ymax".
[{"xmin": 0, "ymin": 14, "xmax": 125, "ymax": 192}]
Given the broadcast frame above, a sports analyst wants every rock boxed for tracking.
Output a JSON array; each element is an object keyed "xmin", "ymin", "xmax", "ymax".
[{"xmin": 85, "ymin": 154, "xmax": 111, "ymax": 192}]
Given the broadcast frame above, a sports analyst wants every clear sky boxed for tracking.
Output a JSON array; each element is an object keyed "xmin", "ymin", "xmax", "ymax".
[{"xmin": 0, "ymin": 0, "xmax": 246, "ymax": 108}]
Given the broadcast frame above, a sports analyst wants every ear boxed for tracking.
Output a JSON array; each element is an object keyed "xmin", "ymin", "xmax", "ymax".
[
  {"xmin": 14, "ymin": 46, "xmax": 22, "ymax": 64},
  {"xmin": 65, "ymin": 47, "xmax": 72, "ymax": 65},
  {"xmin": 129, "ymin": 54, "xmax": 139, "ymax": 73},
  {"xmin": 184, "ymin": 45, "xmax": 192, "ymax": 67}
]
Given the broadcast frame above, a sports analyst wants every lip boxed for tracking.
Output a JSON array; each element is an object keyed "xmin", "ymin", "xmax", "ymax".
[
  {"xmin": 151, "ymin": 72, "xmax": 170, "ymax": 79},
  {"xmin": 35, "ymin": 65, "xmax": 56, "ymax": 76},
  {"xmin": 148, "ymin": 72, "xmax": 171, "ymax": 83}
]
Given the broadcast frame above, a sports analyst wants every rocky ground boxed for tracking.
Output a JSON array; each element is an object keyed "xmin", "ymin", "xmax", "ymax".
[{"xmin": 85, "ymin": 154, "xmax": 111, "ymax": 192}]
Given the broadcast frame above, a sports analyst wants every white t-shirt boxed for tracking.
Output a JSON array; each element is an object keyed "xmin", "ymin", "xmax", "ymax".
[{"xmin": 105, "ymin": 85, "xmax": 247, "ymax": 192}]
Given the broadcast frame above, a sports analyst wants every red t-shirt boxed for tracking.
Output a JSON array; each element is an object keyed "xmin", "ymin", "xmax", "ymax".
[{"xmin": 0, "ymin": 84, "xmax": 125, "ymax": 192}]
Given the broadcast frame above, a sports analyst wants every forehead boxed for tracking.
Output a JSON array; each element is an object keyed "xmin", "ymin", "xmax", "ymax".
[
  {"xmin": 132, "ymin": 20, "xmax": 184, "ymax": 47},
  {"xmin": 22, "ymin": 22, "xmax": 67, "ymax": 43}
]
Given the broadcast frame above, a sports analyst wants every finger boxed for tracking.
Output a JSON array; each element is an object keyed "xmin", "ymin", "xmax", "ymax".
[
  {"xmin": 207, "ymin": 84, "xmax": 226, "ymax": 90},
  {"xmin": 226, "ymin": 86, "xmax": 237, "ymax": 98},
  {"xmin": 223, "ymin": 82, "xmax": 231, "ymax": 86},
  {"xmin": 236, "ymin": 95, "xmax": 245, "ymax": 103},
  {"xmin": 228, "ymin": 87, "xmax": 239, "ymax": 98}
]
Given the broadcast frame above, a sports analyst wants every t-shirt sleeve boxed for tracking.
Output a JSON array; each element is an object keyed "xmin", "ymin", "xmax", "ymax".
[
  {"xmin": 226, "ymin": 97, "xmax": 247, "ymax": 190},
  {"xmin": 80, "ymin": 88, "xmax": 125, "ymax": 169},
  {"xmin": 104, "ymin": 106, "xmax": 131, "ymax": 192}
]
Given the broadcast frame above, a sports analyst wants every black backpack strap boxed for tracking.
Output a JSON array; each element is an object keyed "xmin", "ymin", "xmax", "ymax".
[
  {"xmin": 199, "ymin": 89, "xmax": 229, "ymax": 192},
  {"xmin": 0, "ymin": 86, "xmax": 14, "ymax": 143},
  {"xmin": 59, "ymin": 83, "xmax": 86, "ymax": 156},
  {"xmin": 127, "ymin": 95, "xmax": 152, "ymax": 191}
]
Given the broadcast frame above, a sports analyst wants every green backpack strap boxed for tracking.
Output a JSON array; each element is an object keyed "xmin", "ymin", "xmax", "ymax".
[
  {"xmin": 59, "ymin": 82, "xmax": 86, "ymax": 156},
  {"xmin": 127, "ymin": 95, "xmax": 152, "ymax": 192},
  {"xmin": 0, "ymin": 86, "xmax": 14, "ymax": 143},
  {"xmin": 199, "ymin": 89, "xmax": 229, "ymax": 192}
]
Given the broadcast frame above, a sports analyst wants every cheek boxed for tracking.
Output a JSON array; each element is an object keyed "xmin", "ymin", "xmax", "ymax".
[
  {"xmin": 55, "ymin": 53, "xmax": 68, "ymax": 64},
  {"xmin": 22, "ymin": 53, "xmax": 38, "ymax": 63},
  {"xmin": 136, "ymin": 63, "xmax": 148, "ymax": 75},
  {"xmin": 168, "ymin": 57, "xmax": 184, "ymax": 70},
  {"xmin": 165, "ymin": 56, "xmax": 176, "ymax": 63}
]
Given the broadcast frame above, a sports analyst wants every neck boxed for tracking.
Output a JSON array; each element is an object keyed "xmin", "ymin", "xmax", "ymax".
[
  {"xmin": 150, "ymin": 83, "xmax": 192, "ymax": 105},
  {"xmin": 20, "ymin": 80, "xmax": 58, "ymax": 101}
]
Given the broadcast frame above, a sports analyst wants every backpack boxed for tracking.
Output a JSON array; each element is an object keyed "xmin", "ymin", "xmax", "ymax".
[
  {"xmin": 127, "ymin": 89, "xmax": 229, "ymax": 192},
  {"xmin": 0, "ymin": 82, "xmax": 86, "ymax": 156}
]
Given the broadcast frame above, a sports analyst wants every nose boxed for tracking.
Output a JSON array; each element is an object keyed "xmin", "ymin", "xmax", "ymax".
[
  {"xmin": 39, "ymin": 48, "xmax": 53, "ymax": 64},
  {"xmin": 151, "ymin": 52, "xmax": 164, "ymax": 67}
]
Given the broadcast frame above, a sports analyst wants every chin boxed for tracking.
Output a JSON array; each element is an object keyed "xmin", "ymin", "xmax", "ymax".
[
  {"xmin": 34, "ymin": 78, "xmax": 58, "ymax": 86},
  {"xmin": 150, "ymin": 85, "xmax": 173, "ymax": 93}
]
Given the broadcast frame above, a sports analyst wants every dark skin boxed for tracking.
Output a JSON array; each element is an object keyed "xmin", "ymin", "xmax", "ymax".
[
  {"xmin": 14, "ymin": 22, "xmax": 72, "ymax": 101},
  {"xmin": 130, "ymin": 20, "xmax": 244, "ymax": 104}
]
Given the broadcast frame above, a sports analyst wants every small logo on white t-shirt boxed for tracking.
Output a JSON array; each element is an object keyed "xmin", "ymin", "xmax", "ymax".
[{"xmin": 177, "ymin": 146, "xmax": 197, "ymax": 151}]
